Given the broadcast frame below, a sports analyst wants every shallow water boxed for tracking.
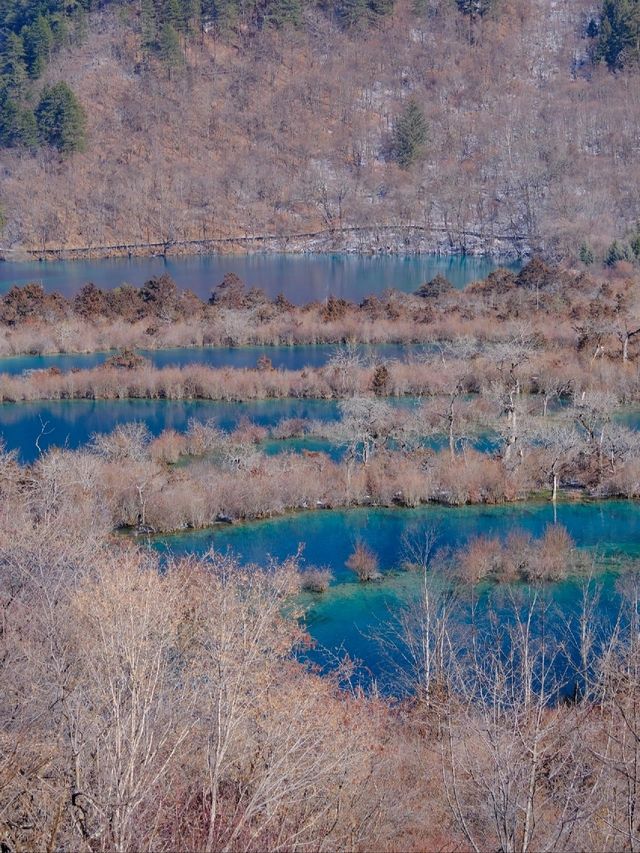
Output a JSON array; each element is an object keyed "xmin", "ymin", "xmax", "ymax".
[
  {"xmin": 152, "ymin": 501, "xmax": 640, "ymax": 690},
  {"xmin": 0, "ymin": 342, "xmax": 431, "ymax": 376},
  {"xmin": 0, "ymin": 253, "xmax": 521, "ymax": 303}
]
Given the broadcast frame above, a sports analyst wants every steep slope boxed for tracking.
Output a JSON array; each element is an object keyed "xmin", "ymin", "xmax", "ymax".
[{"xmin": 1, "ymin": 0, "xmax": 639, "ymax": 261}]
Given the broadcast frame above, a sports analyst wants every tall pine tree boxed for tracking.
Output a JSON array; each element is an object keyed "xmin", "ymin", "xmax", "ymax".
[
  {"xmin": 597, "ymin": 0, "xmax": 640, "ymax": 69},
  {"xmin": 35, "ymin": 81, "xmax": 86, "ymax": 154},
  {"xmin": 392, "ymin": 98, "xmax": 428, "ymax": 168}
]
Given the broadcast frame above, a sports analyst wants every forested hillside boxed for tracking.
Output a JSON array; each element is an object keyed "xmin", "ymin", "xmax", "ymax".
[{"xmin": 1, "ymin": 0, "xmax": 640, "ymax": 261}]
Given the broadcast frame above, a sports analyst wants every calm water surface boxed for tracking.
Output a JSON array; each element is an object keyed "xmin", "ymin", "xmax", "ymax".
[
  {"xmin": 0, "ymin": 398, "xmax": 349, "ymax": 462},
  {"xmin": 0, "ymin": 343, "xmax": 432, "ymax": 376},
  {"xmin": 153, "ymin": 502, "xmax": 640, "ymax": 690},
  {"xmin": 0, "ymin": 396, "xmax": 497, "ymax": 462},
  {"xmin": 0, "ymin": 254, "xmax": 520, "ymax": 303}
]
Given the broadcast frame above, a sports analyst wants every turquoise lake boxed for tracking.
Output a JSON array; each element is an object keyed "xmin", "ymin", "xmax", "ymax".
[
  {"xmin": 152, "ymin": 502, "xmax": 640, "ymax": 692},
  {"xmin": 0, "ymin": 253, "xmax": 520, "ymax": 303},
  {"xmin": 0, "ymin": 343, "xmax": 431, "ymax": 376}
]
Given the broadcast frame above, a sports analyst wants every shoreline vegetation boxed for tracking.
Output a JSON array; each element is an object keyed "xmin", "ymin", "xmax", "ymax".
[
  {"xmin": 0, "ymin": 259, "xmax": 639, "ymax": 361},
  {"xmin": 5, "ymin": 264, "xmax": 640, "ymax": 850},
  {"xmin": 3, "ymin": 416, "xmax": 640, "ymax": 536},
  {"xmin": 2, "ymin": 224, "xmax": 530, "ymax": 262},
  {"xmin": 3, "ymin": 259, "xmax": 640, "ymax": 531}
]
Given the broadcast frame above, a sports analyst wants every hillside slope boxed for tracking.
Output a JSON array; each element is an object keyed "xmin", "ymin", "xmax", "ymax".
[{"xmin": 1, "ymin": 0, "xmax": 639, "ymax": 261}]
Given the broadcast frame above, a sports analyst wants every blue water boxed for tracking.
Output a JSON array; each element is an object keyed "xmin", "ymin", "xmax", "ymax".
[
  {"xmin": 0, "ymin": 254, "xmax": 521, "ymax": 303},
  {"xmin": 0, "ymin": 343, "xmax": 431, "ymax": 376},
  {"xmin": 0, "ymin": 398, "xmax": 344, "ymax": 462},
  {"xmin": 153, "ymin": 502, "xmax": 640, "ymax": 693},
  {"xmin": 156, "ymin": 503, "xmax": 640, "ymax": 576},
  {"xmin": 0, "ymin": 394, "xmax": 499, "ymax": 463}
]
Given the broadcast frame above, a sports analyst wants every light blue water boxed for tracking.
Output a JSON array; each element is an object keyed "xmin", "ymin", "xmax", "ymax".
[
  {"xmin": 0, "ymin": 343, "xmax": 431, "ymax": 376},
  {"xmin": 0, "ymin": 254, "xmax": 521, "ymax": 303},
  {"xmin": 153, "ymin": 502, "xmax": 640, "ymax": 692}
]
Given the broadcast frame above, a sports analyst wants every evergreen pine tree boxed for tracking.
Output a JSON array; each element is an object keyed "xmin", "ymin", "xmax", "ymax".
[
  {"xmin": 206, "ymin": 0, "xmax": 240, "ymax": 30},
  {"xmin": 140, "ymin": 0, "xmax": 158, "ymax": 51},
  {"xmin": 597, "ymin": 0, "xmax": 640, "ymax": 69},
  {"xmin": 35, "ymin": 81, "xmax": 86, "ymax": 153},
  {"xmin": 0, "ymin": 32, "xmax": 28, "ymax": 95},
  {"xmin": 180, "ymin": 0, "xmax": 202, "ymax": 34},
  {"xmin": 392, "ymin": 98, "xmax": 428, "ymax": 168},
  {"xmin": 605, "ymin": 239, "xmax": 633, "ymax": 265},
  {"xmin": 158, "ymin": 23, "xmax": 184, "ymax": 75},
  {"xmin": 164, "ymin": 0, "xmax": 185, "ymax": 31},
  {"xmin": 22, "ymin": 15, "xmax": 54, "ymax": 78},
  {"xmin": 579, "ymin": 242, "xmax": 595, "ymax": 265},
  {"xmin": 334, "ymin": 0, "xmax": 393, "ymax": 28},
  {"xmin": 260, "ymin": 0, "xmax": 302, "ymax": 28}
]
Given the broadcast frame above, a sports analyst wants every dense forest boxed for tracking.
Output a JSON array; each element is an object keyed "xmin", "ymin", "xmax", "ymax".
[{"xmin": 0, "ymin": 0, "xmax": 640, "ymax": 260}]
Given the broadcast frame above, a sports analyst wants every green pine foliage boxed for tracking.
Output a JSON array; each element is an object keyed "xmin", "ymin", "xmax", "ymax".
[
  {"xmin": 597, "ymin": 0, "xmax": 640, "ymax": 69},
  {"xmin": 35, "ymin": 81, "xmax": 86, "ymax": 154},
  {"xmin": 158, "ymin": 22, "xmax": 184, "ymax": 73},
  {"xmin": 204, "ymin": 0, "xmax": 239, "ymax": 30},
  {"xmin": 0, "ymin": 0, "xmax": 89, "ymax": 151},
  {"xmin": 579, "ymin": 242, "xmax": 595, "ymax": 266},
  {"xmin": 605, "ymin": 239, "xmax": 634, "ymax": 266},
  {"xmin": 259, "ymin": 0, "xmax": 303, "ymax": 28},
  {"xmin": 333, "ymin": 0, "xmax": 393, "ymax": 29},
  {"xmin": 392, "ymin": 98, "xmax": 428, "ymax": 168}
]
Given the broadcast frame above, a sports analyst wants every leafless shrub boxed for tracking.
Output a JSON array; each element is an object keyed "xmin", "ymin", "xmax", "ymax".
[
  {"xmin": 346, "ymin": 540, "xmax": 381, "ymax": 582},
  {"xmin": 300, "ymin": 566, "xmax": 334, "ymax": 593}
]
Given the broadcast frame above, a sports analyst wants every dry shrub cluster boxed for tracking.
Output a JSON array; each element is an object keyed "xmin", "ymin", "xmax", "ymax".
[
  {"xmin": 4, "ymin": 404, "xmax": 640, "ymax": 537},
  {"xmin": 1, "ymin": 262, "xmax": 640, "ymax": 372},
  {"xmin": 0, "ymin": 527, "xmax": 397, "ymax": 852},
  {"xmin": 0, "ymin": 351, "xmax": 638, "ymax": 404},
  {"xmin": 20, "ymin": 444, "xmax": 538, "ymax": 534},
  {"xmin": 454, "ymin": 525, "xmax": 576, "ymax": 583},
  {"xmin": 3, "ymin": 508, "xmax": 640, "ymax": 851}
]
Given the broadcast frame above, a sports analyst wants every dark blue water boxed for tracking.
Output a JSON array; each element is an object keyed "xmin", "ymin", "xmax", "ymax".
[
  {"xmin": 0, "ymin": 343, "xmax": 431, "ymax": 376},
  {"xmin": 153, "ymin": 502, "xmax": 639, "ymax": 692},
  {"xmin": 0, "ymin": 254, "xmax": 520, "ymax": 303},
  {"xmin": 0, "ymin": 398, "xmax": 345, "ymax": 462},
  {"xmin": 0, "ymin": 395, "xmax": 497, "ymax": 463}
]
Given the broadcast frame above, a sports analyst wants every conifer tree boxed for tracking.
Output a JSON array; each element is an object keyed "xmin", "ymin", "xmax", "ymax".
[
  {"xmin": 0, "ymin": 32, "xmax": 28, "ymax": 95},
  {"xmin": 597, "ymin": 0, "xmax": 640, "ymax": 69},
  {"xmin": 35, "ymin": 81, "xmax": 86, "ymax": 154},
  {"xmin": 260, "ymin": 0, "xmax": 302, "ymax": 28},
  {"xmin": 159, "ymin": 22, "xmax": 184, "ymax": 75},
  {"xmin": 392, "ymin": 98, "xmax": 428, "ymax": 168},
  {"xmin": 22, "ymin": 15, "xmax": 54, "ymax": 78},
  {"xmin": 141, "ymin": 0, "xmax": 159, "ymax": 51}
]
